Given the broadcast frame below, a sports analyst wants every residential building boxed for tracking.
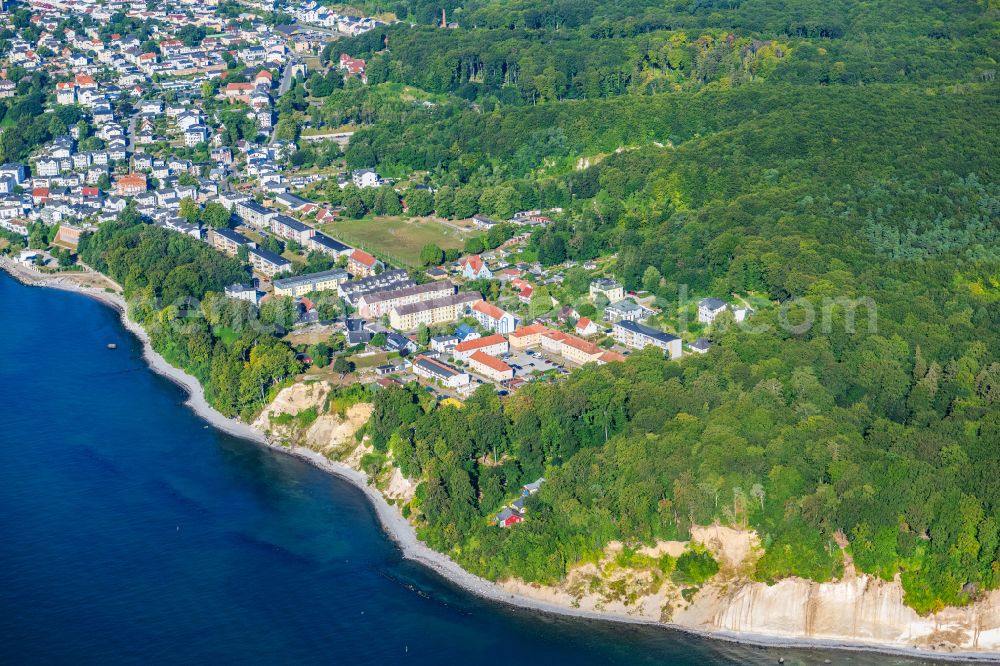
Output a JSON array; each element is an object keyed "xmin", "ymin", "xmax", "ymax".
[
  {"xmin": 184, "ymin": 124, "xmax": 208, "ymax": 146},
  {"xmin": 509, "ymin": 323, "xmax": 548, "ymax": 350},
  {"xmin": 496, "ymin": 507, "xmax": 523, "ymax": 527},
  {"xmin": 56, "ymin": 82, "xmax": 76, "ymax": 104},
  {"xmin": 430, "ymin": 335, "xmax": 459, "ymax": 353},
  {"xmin": 209, "ymin": 227, "xmax": 252, "ymax": 256},
  {"xmin": 412, "ymin": 354, "xmax": 470, "ymax": 389},
  {"xmin": 306, "ymin": 232, "xmax": 352, "ymax": 258},
  {"xmin": 356, "ymin": 280, "xmax": 454, "ymax": 319},
  {"xmin": 225, "ymin": 283, "xmax": 262, "ymax": 306},
  {"xmin": 339, "ymin": 269, "xmax": 410, "ymax": 301},
  {"xmin": 698, "ymin": 297, "xmax": 728, "ymax": 324},
  {"xmin": 457, "ymin": 254, "xmax": 492, "ymax": 279},
  {"xmin": 248, "ymin": 247, "xmax": 292, "ymax": 277},
  {"xmin": 453, "ymin": 334, "xmax": 509, "ymax": 362},
  {"xmin": 351, "ymin": 168, "xmax": 380, "ymax": 188},
  {"xmin": 557, "ymin": 334, "xmax": 606, "ymax": 366},
  {"xmin": 270, "ymin": 214, "xmax": 315, "ymax": 244},
  {"xmin": 388, "ymin": 292, "xmax": 481, "ymax": 330},
  {"xmin": 273, "ymin": 269, "xmax": 349, "ymax": 298},
  {"xmin": 384, "ymin": 333, "xmax": 418, "ymax": 355},
  {"xmin": 613, "ymin": 320, "xmax": 682, "ymax": 359},
  {"xmin": 575, "ymin": 317, "xmax": 599, "ymax": 337},
  {"xmin": 471, "ymin": 300, "xmax": 518, "ymax": 335},
  {"xmin": 347, "ymin": 248, "xmax": 382, "ymax": 277},
  {"xmin": 605, "ymin": 299, "xmax": 649, "ymax": 323},
  {"xmin": 115, "ymin": 173, "xmax": 147, "ymax": 196},
  {"xmin": 697, "ymin": 297, "xmax": 750, "ymax": 324},
  {"xmin": 471, "ymin": 213, "xmax": 498, "ymax": 230},
  {"xmin": 589, "ymin": 277, "xmax": 624, "ymax": 303},
  {"xmin": 235, "ymin": 200, "xmax": 275, "ymax": 228},
  {"xmin": 689, "ymin": 338, "xmax": 711, "ymax": 354},
  {"xmin": 467, "ymin": 350, "xmax": 514, "ymax": 383}
]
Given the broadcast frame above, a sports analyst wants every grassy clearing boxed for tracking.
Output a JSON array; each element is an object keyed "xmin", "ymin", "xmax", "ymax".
[
  {"xmin": 348, "ymin": 351, "xmax": 391, "ymax": 369},
  {"xmin": 319, "ymin": 216, "xmax": 479, "ymax": 267}
]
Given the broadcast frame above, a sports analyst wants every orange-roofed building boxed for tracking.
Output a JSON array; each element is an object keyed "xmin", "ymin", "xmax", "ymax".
[
  {"xmin": 540, "ymin": 329, "xmax": 568, "ymax": 355},
  {"xmin": 348, "ymin": 249, "xmax": 382, "ymax": 277},
  {"xmin": 115, "ymin": 173, "xmax": 147, "ymax": 197},
  {"xmin": 599, "ymin": 350, "xmax": 626, "ymax": 364},
  {"xmin": 458, "ymin": 254, "xmax": 492, "ymax": 279},
  {"xmin": 56, "ymin": 81, "xmax": 75, "ymax": 104},
  {"xmin": 559, "ymin": 334, "xmax": 605, "ymax": 365},
  {"xmin": 74, "ymin": 73, "xmax": 96, "ymax": 89},
  {"xmin": 453, "ymin": 333, "xmax": 508, "ymax": 361},
  {"xmin": 509, "ymin": 323, "xmax": 549, "ymax": 350},
  {"xmin": 575, "ymin": 316, "xmax": 599, "ymax": 337},
  {"xmin": 467, "ymin": 351, "xmax": 514, "ymax": 383},
  {"xmin": 224, "ymin": 81, "xmax": 256, "ymax": 102},
  {"xmin": 517, "ymin": 285, "xmax": 533, "ymax": 304},
  {"xmin": 471, "ymin": 299, "xmax": 518, "ymax": 334}
]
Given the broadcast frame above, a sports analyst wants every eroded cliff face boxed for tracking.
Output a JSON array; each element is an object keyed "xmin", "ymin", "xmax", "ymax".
[
  {"xmin": 254, "ymin": 382, "xmax": 999, "ymax": 654},
  {"xmin": 686, "ymin": 575, "xmax": 1000, "ymax": 651},
  {"xmin": 504, "ymin": 523, "xmax": 1000, "ymax": 654},
  {"xmin": 253, "ymin": 381, "xmax": 372, "ymax": 455},
  {"xmin": 254, "ymin": 381, "xmax": 414, "ymax": 502}
]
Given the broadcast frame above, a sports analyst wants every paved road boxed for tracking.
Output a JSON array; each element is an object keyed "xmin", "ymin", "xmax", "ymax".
[
  {"xmin": 277, "ymin": 57, "xmax": 297, "ymax": 96},
  {"xmin": 126, "ymin": 111, "xmax": 138, "ymax": 152},
  {"xmin": 270, "ymin": 58, "xmax": 300, "ymax": 145}
]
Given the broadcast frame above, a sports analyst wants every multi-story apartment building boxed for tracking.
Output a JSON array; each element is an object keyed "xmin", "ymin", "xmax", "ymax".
[
  {"xmin": 613, "ymin": 320, "xmax": 682, "ymax": 359},
  {"xmin": 273, "ymin": 269, "xmax": 349, "ymax": 298},
  {"xmin": 388, "ymin": 292, "xmax": 481, "ymax": 331}
]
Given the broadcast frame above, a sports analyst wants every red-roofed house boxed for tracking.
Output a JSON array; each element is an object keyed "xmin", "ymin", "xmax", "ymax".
[
  {"xmin": 471, "ymin": 300, "xmax": 518, "ymax": 334},
  {"xmin": 458, "ymin": 254, "xmax": 492, "ymax": 279},
  {"xmin": 348, "ymin": 248, "xmax": 382, "ymax": 277},
  {"xmin": 467, "ymin": 350, "xmax": 514, "ymax": 383},
  {"xmin": 453, "ymin": 334, "xmax": 509, "ymax": 361},
  {"xmin": 224, "ymin": 82, "xmax": 256, "ymax": 102},
  {"xmin": 599, "ymin": 350, "xmax": 626, "ymax": 364},
  {"xmin": 56, "ymin": 81, "xmax": 75, "ymax": 105},
  {"xmin": 338, "ymin": 54, "xmax": 367, "ymax": 83},
  {"xmin": 74, "ymin": 73, "xmax": 96, "ymax": 89},
  {"xmin": 31, "ymin": 187, "xmax": 50, "ymax": 205},
  {"xmin": 509, "ymin": 323, "xmax": 549, "ymax": 350},
  {"xmin": 559, "ymin": 334, "xmax": 605, "ymax": 365},
  {"xmin": 115, "ymin": 173, "xmax": 147, "ymax": 197},
  {"xmin": 254, "ymin": 69, "xmax": 272, "ymax": 87},
  {"xmin": 575, "ymin": 317, "xmax": 598, "ymax": 337}
]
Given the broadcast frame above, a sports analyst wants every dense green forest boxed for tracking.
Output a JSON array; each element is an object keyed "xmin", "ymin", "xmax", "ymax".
[
  {"xmin": 78, "ymin": 214, "xmax": 303, "ymax": 421},
  {"xmin": 343, "ymin": 0, "xmax": 996, "ymax": 103},
  {"xmin": 323, "ymin": 0, "xmax": 1000, "ymax": 616},
  {"xmin": 48, "ymin": 0, "xmax": 1000, "ymax": 618}
]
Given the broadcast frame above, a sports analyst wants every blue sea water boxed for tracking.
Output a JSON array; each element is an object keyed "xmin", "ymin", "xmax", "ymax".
[{"xmin": 0, "ymin": 273, "xmax": 944, "ymax": 665}]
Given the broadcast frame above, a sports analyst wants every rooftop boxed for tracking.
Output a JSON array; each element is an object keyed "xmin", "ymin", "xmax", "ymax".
[
  {"xmin": 469, "ymin": 350, "xmax": 513, "ymax": 374},
  {"xmin": 455, "ymin": 334, "xmax": 507, "ymax": 353},
  {"xmin": 273, "ymin": 269, "xmax": 348, "ymax": 290}
]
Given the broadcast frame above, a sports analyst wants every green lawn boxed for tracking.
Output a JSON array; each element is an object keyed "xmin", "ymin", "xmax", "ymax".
[
  {"xmin": 319, "ymin": 216, "xmax": 479, "ymax": 267},
  {"xmin": 213, "ymin": 325, "xmax": 237, "ymax": 346}
]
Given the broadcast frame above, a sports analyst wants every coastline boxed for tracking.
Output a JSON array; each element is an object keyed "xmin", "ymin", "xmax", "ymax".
[{"xmin": 3, "ymin": 260, "xmax": 998, "ymax": 663}]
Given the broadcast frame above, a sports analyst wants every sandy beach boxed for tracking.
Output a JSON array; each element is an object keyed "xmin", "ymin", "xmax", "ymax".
[{"xmin": 4, "ymin": 258, "xmax": 998, "ymax": 663}]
